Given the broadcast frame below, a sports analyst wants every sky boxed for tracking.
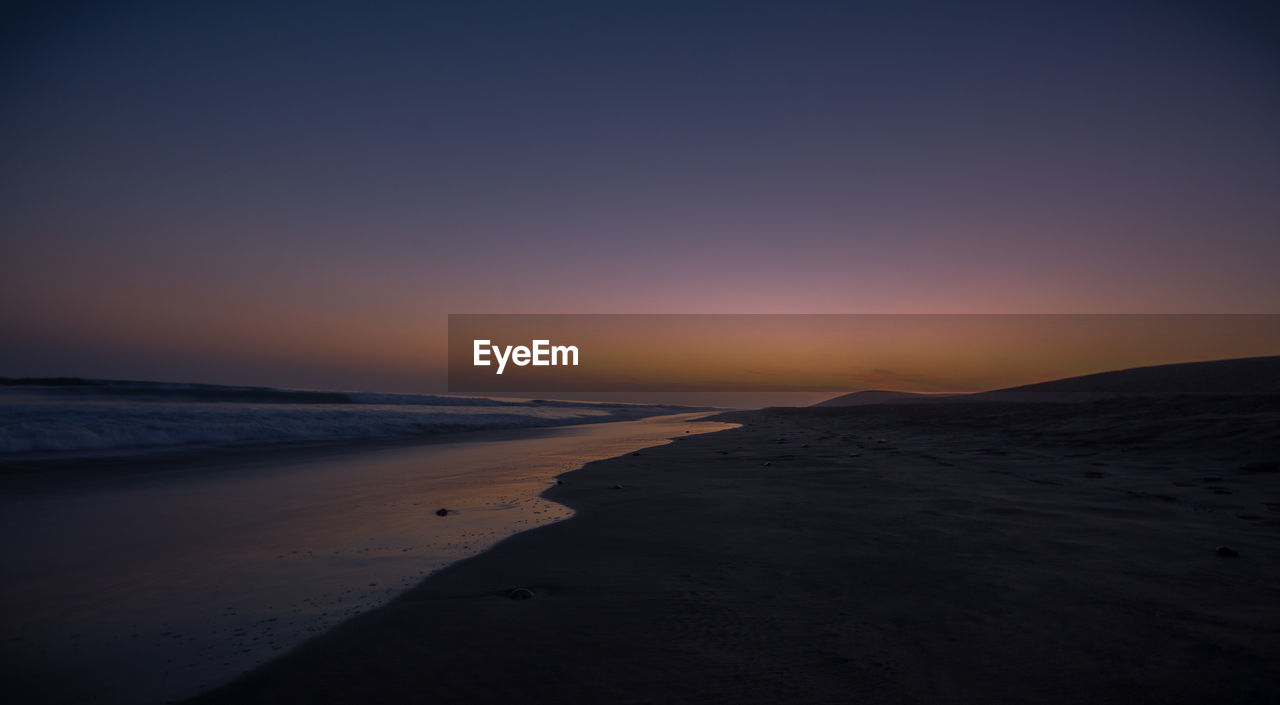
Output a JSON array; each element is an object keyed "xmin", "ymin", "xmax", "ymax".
[{"xmin": 2, "ymin": 0, "xmax": 1278, "ymax": 395}]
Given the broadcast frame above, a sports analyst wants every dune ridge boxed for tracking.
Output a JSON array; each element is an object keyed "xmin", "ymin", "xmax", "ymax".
[{"xmin": 815, "ymin": 355, "xmax": 1280, "ymax": 406}]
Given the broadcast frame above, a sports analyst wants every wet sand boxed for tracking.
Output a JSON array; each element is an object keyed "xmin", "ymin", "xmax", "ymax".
[
  {"xmin": 195, "ymin": 395, "xmax": 1280, "ymax": 704},
  {"xmin": 0, "ymin": 413, "xmax": 732, "ymax": 705}
]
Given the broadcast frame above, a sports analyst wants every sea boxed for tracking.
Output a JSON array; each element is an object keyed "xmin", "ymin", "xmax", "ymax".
[{"xmin": 0, "ymin": 378, "xmax": 731, "ymax": 704}]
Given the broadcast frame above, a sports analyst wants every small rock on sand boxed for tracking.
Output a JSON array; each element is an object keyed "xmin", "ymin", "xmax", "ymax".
[
  {"xmin": 507, "ymin": 587, "xmax": 535, "ymax": 600},
  {"xmin": 435, "ymin": 508, "xmax": 448, "ymax": 516},
  {"xmin": 1216, "ymin": 545, "xmax": 1239, "ymax": 558}
]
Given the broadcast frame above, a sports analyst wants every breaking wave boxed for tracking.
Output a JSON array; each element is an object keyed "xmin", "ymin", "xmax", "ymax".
[{"xmin": 0, "ymin": 378, "xmax": 698, "ymax": 456}]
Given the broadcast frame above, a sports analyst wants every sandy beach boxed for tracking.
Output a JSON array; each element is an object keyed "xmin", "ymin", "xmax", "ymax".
[{"xmin": 191, "ymin": 393, "xmax": 1280, "ymax": 704}]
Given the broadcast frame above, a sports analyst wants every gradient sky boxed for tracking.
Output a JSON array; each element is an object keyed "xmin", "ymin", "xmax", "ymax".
[{"xmin": 2, "ymin": 0, "xmax": 1278, "ymax": 394}]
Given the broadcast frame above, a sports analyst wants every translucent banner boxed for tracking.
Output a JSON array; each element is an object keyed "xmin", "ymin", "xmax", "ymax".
[{"xmin": 447, "ymin": 314, "xmax": 1280, "ymax": 393}]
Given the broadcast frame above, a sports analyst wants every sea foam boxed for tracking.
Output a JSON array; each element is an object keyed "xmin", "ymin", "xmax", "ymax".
[{"xmin": 0, "ymin": 379, "xmax": 694, "ymax": 456}]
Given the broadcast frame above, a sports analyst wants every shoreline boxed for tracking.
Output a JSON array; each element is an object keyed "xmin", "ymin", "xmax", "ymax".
[
  {"xmin": 194, "ymin": 395, "xmax": 1280, "ymax": 704},
  {"xmin": 1, "ymin": 413, "xmax": 732, "ymax": 705},
  {"xmin": 0, "ymin": 410, "xmax": 719, "ymax": 494},
  {"xmin": 0, "ymin": 424, "xmax": 582, "ymax": 494}
]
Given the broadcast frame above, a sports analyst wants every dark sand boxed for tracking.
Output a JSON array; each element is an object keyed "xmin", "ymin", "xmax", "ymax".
[{"xmin": 194, "ymin": 396, "xmax": 1280, "ymax": 704}]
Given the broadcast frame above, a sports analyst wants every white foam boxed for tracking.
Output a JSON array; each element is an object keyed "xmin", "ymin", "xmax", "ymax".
[{"xmin": 0, "ymin": 399, "xmax": 684, "ymax": 455}]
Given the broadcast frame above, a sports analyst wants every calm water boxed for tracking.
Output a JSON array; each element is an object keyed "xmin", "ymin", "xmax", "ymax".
[{"xmin": 0, "ymin": 413, "xmax": 734, "ymax": 704}]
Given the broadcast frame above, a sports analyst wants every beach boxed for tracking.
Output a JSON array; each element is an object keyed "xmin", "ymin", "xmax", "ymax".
[
  {"xmin": 8, "ymin": 1, "xmax": 1280, "ymax": 702},
  {"xmin": 0, "ymin": 412, "xmax": 731, "ymax": 705},
  {"xmin": 195, "ymin": 395, "xmax": 1280, "ymax": 704}
]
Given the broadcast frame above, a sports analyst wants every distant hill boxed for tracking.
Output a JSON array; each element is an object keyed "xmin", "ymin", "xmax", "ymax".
[
  {"xmin": 812, "ymin": 356, "xmax": 1280, "ymax": 408},
  {"xmin": 973, "ymin": 355, "xmax": 1280, "ymax": 399},
  {"xmin": 812, "ymin": 390, "xmax": 947, "ymax": 407}
]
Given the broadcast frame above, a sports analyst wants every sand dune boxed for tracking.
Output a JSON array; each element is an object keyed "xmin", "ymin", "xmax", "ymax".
[
  {"xmin": 816, "ymin": 355, "xmax": 1280, "ymax": 407},
  {"xmin": 976, "ymin": 355, "xmax": 1280, "ymax": 398},
  {"xmin": 812, "ymin": 389, "xmax": 944, "ymax": 407}
]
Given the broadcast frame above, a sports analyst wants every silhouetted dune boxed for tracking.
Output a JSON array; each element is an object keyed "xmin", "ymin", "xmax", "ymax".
[
  {"xmin": 812, "ymin": 389, "xmax": 944, "ymax": 407},
  {"xmin": 975, "ymin": 355, "xmax": 1280, "ymax": 400},
  {"xmin": 814, "ymin": 356, "xmax": 1280, "ymax": 408}
]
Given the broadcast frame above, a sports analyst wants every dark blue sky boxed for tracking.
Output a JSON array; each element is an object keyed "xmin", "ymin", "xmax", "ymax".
[{"xmin": 2, "ymin": 0, "xmax": 1278, "ymax": 391}]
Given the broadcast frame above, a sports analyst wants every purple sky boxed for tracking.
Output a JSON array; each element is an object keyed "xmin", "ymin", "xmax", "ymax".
[{"xmin": 2, "ymin": 1, "xmax": 1278, "ymax": 394}]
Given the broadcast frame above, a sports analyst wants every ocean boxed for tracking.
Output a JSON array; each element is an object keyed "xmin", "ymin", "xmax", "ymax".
[{"xmin": 0, "ymin": 379, "xmax": 731, "ymax": 704}]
